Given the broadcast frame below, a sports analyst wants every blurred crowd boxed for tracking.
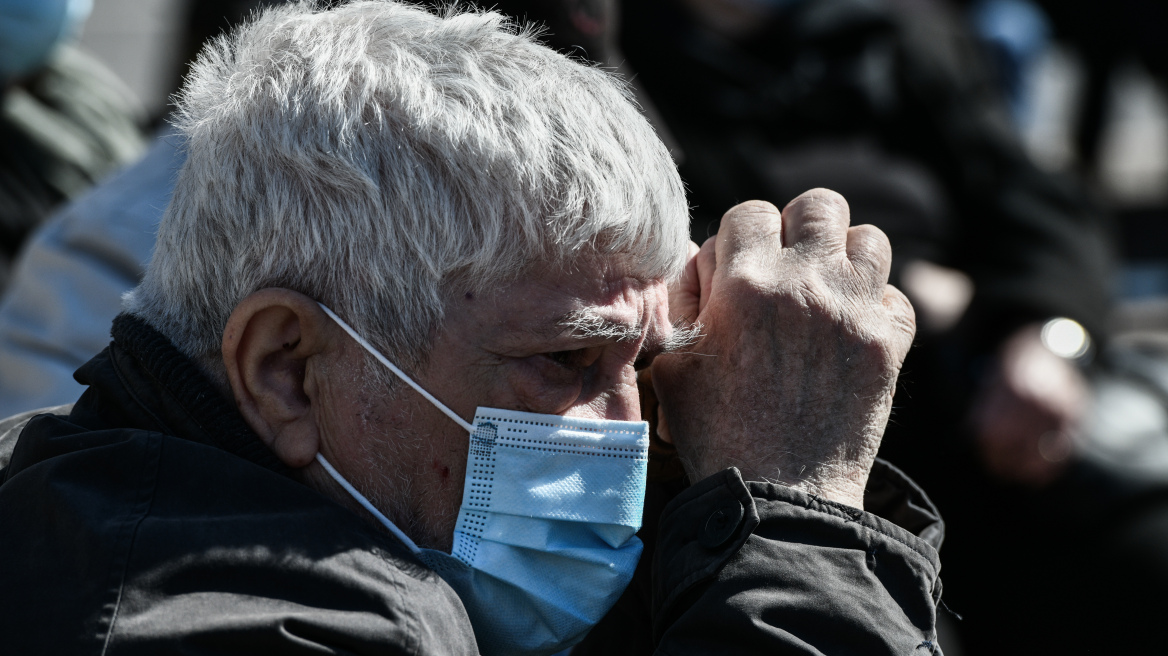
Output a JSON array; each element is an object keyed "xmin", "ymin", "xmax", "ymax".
[{"xmin": 2, "ymin": 0, "xmax": 1166, "ymax": 653}]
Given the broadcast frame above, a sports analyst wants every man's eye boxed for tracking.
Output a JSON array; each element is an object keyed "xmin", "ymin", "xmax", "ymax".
[
  {"xmin": 633, "ymin": 353, "xmax": 652, "ymax": 372},
  {"xmin": 544, "ymin": 347, "xmax": 602, "ymax": 370}
]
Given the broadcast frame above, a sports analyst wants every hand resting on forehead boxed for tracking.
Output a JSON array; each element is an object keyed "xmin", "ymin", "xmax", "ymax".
[{"xmin": 653, "ymin": 188, "xmax": 917, "ymax": 510}]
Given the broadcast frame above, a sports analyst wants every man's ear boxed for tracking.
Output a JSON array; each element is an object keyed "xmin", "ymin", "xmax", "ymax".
[{"xmin": 222, "ymin": 288, "xmax": 336, "ymax": 468}]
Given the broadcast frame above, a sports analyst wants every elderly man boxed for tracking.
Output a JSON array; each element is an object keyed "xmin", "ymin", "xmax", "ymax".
[{"xmin": 0, "ymin": 2, "xmax": 942, "ymax": 654}]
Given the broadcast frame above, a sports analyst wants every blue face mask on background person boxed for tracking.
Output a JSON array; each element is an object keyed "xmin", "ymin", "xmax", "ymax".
[
  {"xmin": 0, "ymin": 0, "xmax": 92, "ymax": 83},
  {"xmin": 316, "ymin": 304, "xmax": 649, "ymax": 656}
]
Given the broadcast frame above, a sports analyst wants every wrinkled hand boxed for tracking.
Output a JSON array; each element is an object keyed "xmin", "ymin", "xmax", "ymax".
[
  {"xmin": 971, "ymin": 324, "xmax": 1089, "ymax": 487},
  {"xmin": 652, "ymin": 190, "xmax": 916, "ymax": 509}
]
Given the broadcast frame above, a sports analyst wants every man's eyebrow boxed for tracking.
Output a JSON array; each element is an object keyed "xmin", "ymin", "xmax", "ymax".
[
  {"xmin": 553, "ymin": 309, "xmax": 703, "ymax": 360},
  {"xmin": 556, "ymin": 309, "xmax": 643, "ymax": 343},
  {"xmin": 659, "ymin": 321, "xmax": 703, "ymax": 354},
  {"xmin": 630, "ymin": 321, "xmax": 702, "ymax": 370},
  {"xmin": 641, "ymin": 320, "xmax": 703, "ymax": 360}
]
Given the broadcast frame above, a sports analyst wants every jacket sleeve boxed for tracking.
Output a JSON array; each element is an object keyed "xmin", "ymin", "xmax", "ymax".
[{"xmin": 651, "ymin": 460, "xmax": 945, "ymax": 655}]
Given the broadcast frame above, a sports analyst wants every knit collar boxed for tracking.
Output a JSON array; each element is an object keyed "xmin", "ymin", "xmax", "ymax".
[{"xmin": 110, "ymin": 312, "xmax": 292, "ymax": 477}]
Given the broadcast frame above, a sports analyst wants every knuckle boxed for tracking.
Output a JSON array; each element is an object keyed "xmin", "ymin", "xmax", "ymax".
[
  {"xmin": 787, "ymin": 279, "xmax": 833, "ymax": 316},
  {"xmin": 842, "ymin": 324, "xmax": 907, "ymax": 387},
  {"xmin": 722, "ymin": 266, "xmax": 832, "ymax": 317},
  {"xmin": 724, "ymin": 199, "xmax": 781, "ymax": 220},
  {"xmin": 850, "ymin": 224, "xmax": 891, "ymax": 256},
  {"xmin": 722, "ymin": 266, "xmax": 780, "ymax": 300},
  {"xmin": 785, "ymin": 188, "xmax": 850, "ymax": 218},
  {"xmin": 720, "ymin": 200, "xmax": 781, "ymax": 230},
  {"xmin": 884, "ymin": 285, "xmax": 916, "ymax": 327},
  {"xmin": 835, "ymin": 295, "xmax": 914, "ymax": 368}
]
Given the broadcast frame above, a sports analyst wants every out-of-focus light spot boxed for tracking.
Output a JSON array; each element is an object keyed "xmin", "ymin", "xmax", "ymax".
[{"xmin": 1041, "ymin": 317, "xmax": 1090, "ymax": 359}]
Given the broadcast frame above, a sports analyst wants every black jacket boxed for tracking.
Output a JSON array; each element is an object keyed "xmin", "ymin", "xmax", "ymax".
[{"xmin": 0, "ymin": 314, "xmax": 946, "ymax": 654}]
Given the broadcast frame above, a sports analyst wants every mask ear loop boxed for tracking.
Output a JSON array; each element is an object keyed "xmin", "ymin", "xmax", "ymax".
[
  {"xmin": 315, "ymin": 453, "xmax": 422, "ymax": 554},
  {"xmin": 317, "ymin": 303, "xmax": 475, "ymax": 433}
]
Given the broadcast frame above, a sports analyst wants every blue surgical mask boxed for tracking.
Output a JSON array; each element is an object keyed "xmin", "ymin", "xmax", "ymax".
[
  {"xmin": 316, "ymin": 304, "xmax": 649, "ymax": 656},
  {"xmin": 0, "ymin": 0, "xmax": 92, "ymax": 82}
]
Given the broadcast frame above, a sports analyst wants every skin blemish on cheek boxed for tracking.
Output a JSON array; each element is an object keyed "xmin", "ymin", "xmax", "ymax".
[
  {"xmin": 465, "ymin": 292, "xmax": 474, "ymax": 300},
  {"xmin": 432, "ymin": 459, "xmax": 451, "ymax": 482}
]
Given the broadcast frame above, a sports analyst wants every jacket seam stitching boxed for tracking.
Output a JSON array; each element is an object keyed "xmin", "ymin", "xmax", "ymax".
[
  {"xmin": 108, "ymin": 347, "xmax": 172, "ymax": 434},
  {"xmin": 860, "ymin": 523, "xmax": 937, "ymax": 570},
  {"xmin": 372, "ymin": 546, "xmax": 423, "ymax": 655},
  {"xmin": 400, "ymin": 570, "xmax": 423, "ymax": 656},
  {"xmin": 776, "ymin": 492, "xmax": 940, "ymax": 568},
  {"xmin": 99, "ymin": 432, "xmax": 163, "ymax": 656}
]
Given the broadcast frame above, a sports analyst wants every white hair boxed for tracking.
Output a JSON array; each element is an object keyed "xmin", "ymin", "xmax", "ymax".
[{"xmin": 125, "ymin": 0, "xmax": 690, "ymax": 382}]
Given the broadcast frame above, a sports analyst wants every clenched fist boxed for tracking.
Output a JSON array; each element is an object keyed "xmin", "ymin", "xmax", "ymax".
[{"xmin": 652, "ymin": 190, "xmax": 916, "ymax": 509}]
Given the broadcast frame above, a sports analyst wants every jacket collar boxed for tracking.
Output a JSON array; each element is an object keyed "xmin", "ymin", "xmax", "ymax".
[{"xmin": 72, "ymin": 313, "xmax": 292, "ymax": 477}]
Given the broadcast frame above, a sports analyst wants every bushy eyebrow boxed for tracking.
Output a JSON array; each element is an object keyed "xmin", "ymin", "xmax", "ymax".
[
  {"xmin": 659, "ymin": 321, "xmax": 703, "ymax": 354},
  {"xmin": 557, "ymin": 309, "xmax": 703, "ymax": 358},
  {"xmin": 557, "ymin": 309, "xmax": 644, "ymax": 343}
]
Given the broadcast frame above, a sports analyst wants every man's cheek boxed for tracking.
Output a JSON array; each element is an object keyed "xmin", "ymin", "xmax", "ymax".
[
  {"xmin": 429, "ymin": 458, "xmax": 453, "ymax": 485},
  {"xmin": 419, "ymin": 451, "xmax": 469, "ymax": 552},
  {"xmin": 426, "ymin": 430, "xmax": 468, "ymax": 489}
]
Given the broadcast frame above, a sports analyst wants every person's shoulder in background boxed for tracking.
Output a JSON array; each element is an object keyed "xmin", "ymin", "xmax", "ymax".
[
  {"xmin": 0, "ymin": 131, "xmax": 180, "ymax": 419},
  {"xmin": 0, "ymin": 44, "xmax": 148, "ymax": 281}
]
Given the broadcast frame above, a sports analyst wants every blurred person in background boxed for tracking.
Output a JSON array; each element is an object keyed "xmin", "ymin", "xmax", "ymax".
[
  {"xmin": 964, "ymin": 0, "xmax": 1050, "ymax": 129},
  {"xmin": 1028, "ymin": 0, "xmax": 1168, "ymax": 172},
  {"xmin": 0, "ymin": 0, "xmax": 145, "ymax": 288}
]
